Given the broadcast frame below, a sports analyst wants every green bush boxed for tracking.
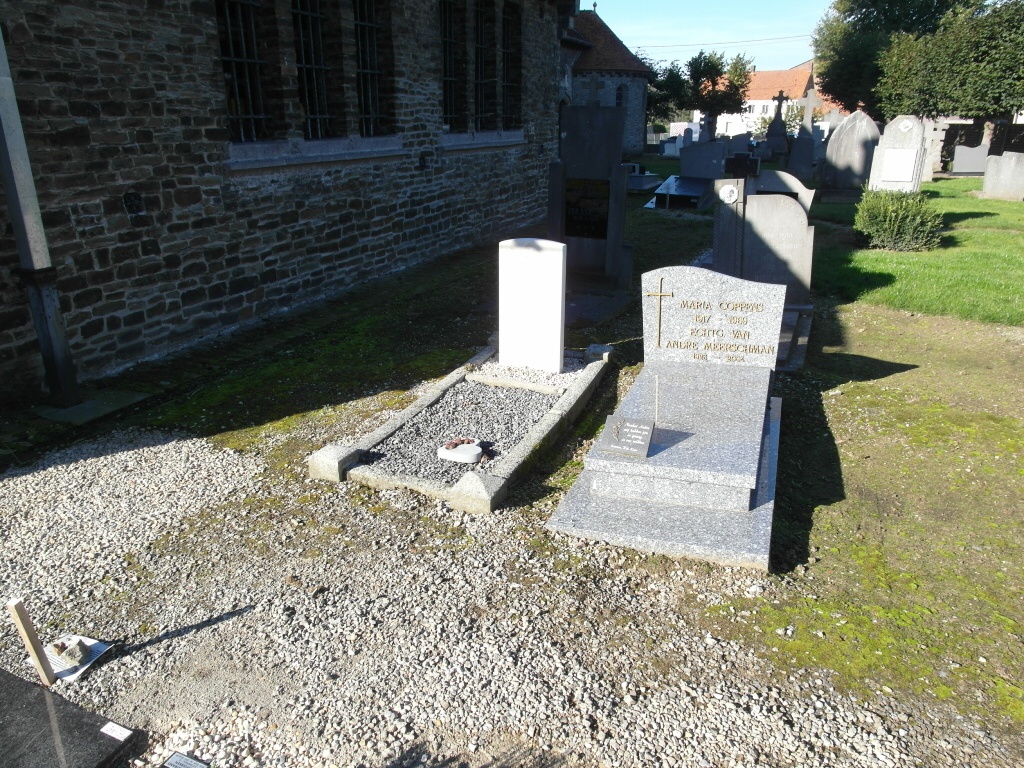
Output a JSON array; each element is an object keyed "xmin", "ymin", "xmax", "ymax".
[{"xmin": 853, "ymin": 190, "xmax": 944, "ymax": 251}]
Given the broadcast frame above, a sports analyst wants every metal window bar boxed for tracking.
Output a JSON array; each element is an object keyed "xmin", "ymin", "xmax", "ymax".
[
  {"xmin": 354, "ymin": 0, "xmax": 383, "ymax": 137},
  {"xmin": 474, "ymin": 0, "xmax": 496, "ymax": 131},
  {"xmin": 501, "ymin": 2, "xmax": 521, "ymax": 130},
  {"xmin": 440, "ymin": 0, "xmax": 458, "ymax": 131},
  {"xmin": 217, "ymin": 0, "xmax": 271, "ymax": 142},
  {"xmin": 292, "ymin": 0, "xmax": 334, "ymax": 139}
]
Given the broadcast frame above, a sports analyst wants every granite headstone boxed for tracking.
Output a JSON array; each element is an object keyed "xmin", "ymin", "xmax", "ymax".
[
  {"xmin": 547, "ymin": 267, "xmax": 786, "ymax": 570},
  {"xmin": 982, "ymin": 151, "xmax": 1024, "ymax": 201},
  {"xmin": 746, "ymin": 169, "xmax": 815, "ymax": 214},
  {"xmin": 952, "ymin": 143, "xmax": 990, "ymax": 176},
  {"xmin": 821, "ymin": 110, "xmax": 880, "ymax": 189},
  {"xmin": 743, "ymin": 195, "xmax": 814, "ymax": 308}
]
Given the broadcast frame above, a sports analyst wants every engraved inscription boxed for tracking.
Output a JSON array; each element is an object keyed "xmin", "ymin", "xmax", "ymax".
[{"xmin": 728, "ymin": 316, "xmax": 748, "ymax": 325}]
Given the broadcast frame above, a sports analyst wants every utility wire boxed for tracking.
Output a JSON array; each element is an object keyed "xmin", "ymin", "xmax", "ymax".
[{"xmin": 636, "ymin": 34, "xmax": 811, "ymax": 49}]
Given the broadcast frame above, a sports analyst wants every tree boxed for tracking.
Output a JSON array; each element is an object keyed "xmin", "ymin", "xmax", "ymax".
[
  {"xmin": 683, "ymin": 51, "xmax": 752, "ymax": 138},
  {"xmin": 876, "ymin": 1, "xmax": 1024, "ymax": 131},
  {"xmin": 638, "ymin": 54, "xmax": 691, "ymax": 126},
  {"xmin": 813, "ymin": 0, "xmax": 975, "ymax": 118}
]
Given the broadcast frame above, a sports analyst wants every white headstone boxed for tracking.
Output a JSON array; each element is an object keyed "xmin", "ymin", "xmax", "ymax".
[
  {"xmin": 868, "ymin": 115, "xmax": 926, "ymax": 193},
  {"xmin": 498, "ymin": 238, "xmax": 566, "ymax": 373}
]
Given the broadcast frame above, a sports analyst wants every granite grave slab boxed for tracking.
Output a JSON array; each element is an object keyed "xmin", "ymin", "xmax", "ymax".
[
  {"xmin": 951, "ymin": 143, "xmax": 989, "ymax": 176},
  {"xmin": 548, "ymin": 267, "xmax": 786, "ymax": 570},
  {"xmin": 0, "ymin": 669, "xmax": 143, "ymax": 768}
]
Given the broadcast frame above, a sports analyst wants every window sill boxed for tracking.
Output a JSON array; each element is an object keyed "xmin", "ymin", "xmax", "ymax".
[
  {"xmin": 440, "ymin": 129, "xmax": 525, "ymax": 151},
  {"xmin": 223, "ymin": 135, "xmax": 405, "ymax": 172}
]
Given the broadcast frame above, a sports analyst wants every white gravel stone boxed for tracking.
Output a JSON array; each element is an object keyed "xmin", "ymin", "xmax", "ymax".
[{"xmin": 0, "ymin": 426, "xmax": 1019, "ymax": 768}]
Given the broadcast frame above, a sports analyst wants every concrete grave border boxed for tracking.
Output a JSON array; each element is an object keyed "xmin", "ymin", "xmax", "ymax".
[{"xmin": 309, "ymin": 344, "xmax": 613, "ymax": 514}]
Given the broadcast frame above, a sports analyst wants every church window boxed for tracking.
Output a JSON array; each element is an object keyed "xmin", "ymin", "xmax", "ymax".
[
  {"xmin": 501, "ymin": 2, "xmax": 522, "ymax": 129},
  {"xmin": 440, "ymin": 0, "xmax": 469, "ymax": 132},
  {"xmin": 615, "ymin": 84, "xmax": 625, "ymax": 108},
  {"xmin": 353, "ymin": 0, "xmax": 394, "ymax": 137},
  {"xmin": 291, "ymin": 0, "xmax": 345, "ymax": 139},
  {"xmin": 216, "ymin": 0, "xmax": 277, "ymax": 142},
  {"xmin": 474, "ymin": 0, "xmax": 498, "ymax": 130}
]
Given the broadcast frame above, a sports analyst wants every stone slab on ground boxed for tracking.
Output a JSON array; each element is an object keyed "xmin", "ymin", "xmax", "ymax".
[
  {"xmin": 0, "ymin": 668, "xmax": 143, "ymax": 768},
  {"xmin": 35, "ymin": 389, "xmax": 151, "ymax": 426},
  {"xmin": 310, "ymin": 346, "xmax": 611, "ymax": 514},
  {"xmin": 548, "ymin": 397, "xmax": 780, "ymax": 570},
  {"xmin": 583, "ymin": 361, "xmax": 771, "ymax": 490}
]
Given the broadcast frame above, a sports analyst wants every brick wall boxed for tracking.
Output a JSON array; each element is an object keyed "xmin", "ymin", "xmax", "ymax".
[{"xmin": 0, "ymin": 0, "xmax": 561, "ymax": 399}]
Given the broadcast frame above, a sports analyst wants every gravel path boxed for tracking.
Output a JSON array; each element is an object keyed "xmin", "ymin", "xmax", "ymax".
[{"xmin": 1, "ymin": 427, "xmax": 1020, "ymax": 768}]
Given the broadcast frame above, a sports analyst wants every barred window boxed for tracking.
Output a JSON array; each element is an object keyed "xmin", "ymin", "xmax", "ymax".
[
  {"xmin": 615, "ymin": 85, "xmax": 625, "ymax": 109},
  {"xmin": 291, "ymin": 0, "xmax": 344, "ymax": 139},
  {"xmin": 440, "ymin": 0, "xmax": 469, "ymax": 133},
  {"xmin": 473, "ymin": 0, "xmax": 497, "ymax": 131},
  {"xmin": 501, "ymin": 2, "xmax": 522, "ymax": 130},
  {"xmin": 354, "ymin": 0, "xmax": 393, "ymax": 137},
  {"xmin": 216, "ymin": 0, "xmax": 272, "ymax": 142}
]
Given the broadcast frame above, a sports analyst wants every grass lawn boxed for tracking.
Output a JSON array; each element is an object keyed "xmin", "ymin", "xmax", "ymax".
[{"xmin": 811, "ymin": 176, "xmax": 1024, "ymax": 325}]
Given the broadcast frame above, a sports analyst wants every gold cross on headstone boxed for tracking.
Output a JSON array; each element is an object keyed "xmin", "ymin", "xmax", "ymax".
[{"xmin": 645, "ymin": 277, "xmax": 674, "ymax": 348}]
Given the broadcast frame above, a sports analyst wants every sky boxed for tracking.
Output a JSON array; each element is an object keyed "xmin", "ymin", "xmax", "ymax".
[{"xmin": 585, "ymin": 0, "xmax": 835, "ymax": 72}]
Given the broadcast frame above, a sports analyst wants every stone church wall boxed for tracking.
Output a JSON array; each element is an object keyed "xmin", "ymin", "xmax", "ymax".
[
  {"xmin": 571, "ymin": 72, "xmax": 647, "ymax": 154},
  {"xmin": 0, "ymin": 0, "xmax": 560, "ymax": 398}
]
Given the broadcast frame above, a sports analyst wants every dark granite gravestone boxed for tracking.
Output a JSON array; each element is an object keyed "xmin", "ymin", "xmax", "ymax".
[
  {"xmin": 727, "ymin": 133, "xmax": 752, "ymax": 156},
  {"xmin": 821, "ymin": 110, "xmax": 880, "ymax": 190},
  {"xmin": 724, "ymin": 153, "xmax": 760, "ymax": 179},
  {"xmin": 548, "ymin": 267, "xmax": 786, "ymax": 570},
  {"xmin": 765, "ymin": 91, "xmax": 790, "ymax": 157},
  {"xmin": 709, "ymin": 177, "xmax": 815, "ymax": 370},
  {"xmin": 868, "ymin": 115, "xmax": 927, "ymax": 193},
  {"xmin": 678, "ymin": 142, "xmax": 726, "ymax": 180},
  {"xmin": 548, "ymin": 104, "xmax": 631, "ymax": 289},
  {"xmin": 786, "ymin": 126, "xmax": 815, "ymax": 182},
  {"xmin": 0, "ymin": 669, "xmax": 143, "ymax": 768},
  {"xmin": 743, "ymin": 195, "xmax": 814, "ymax": 308}
]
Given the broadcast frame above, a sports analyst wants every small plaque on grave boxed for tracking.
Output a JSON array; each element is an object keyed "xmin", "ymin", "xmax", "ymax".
[
  {"xmin": 597, "ymin": 416, "xmax": 654, "ymax": 458},
  {"xmin": 879, "ymin": 148, "xmax": 918, "ymax": 183},
  {"xmin": 163, "ymin": 752, "xmax": 210, "ymax": 768},
  {"xmin": 564, "ymin": 178, "xmax": 610, "ymax": 239}
]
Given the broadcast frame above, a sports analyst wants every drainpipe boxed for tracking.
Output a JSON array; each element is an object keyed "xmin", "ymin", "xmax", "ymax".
[{"xmin": 0, "ymin": 31, "xmax": 81, "ymax": 406}]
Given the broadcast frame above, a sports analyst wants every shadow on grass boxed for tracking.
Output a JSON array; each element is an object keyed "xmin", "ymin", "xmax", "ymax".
[
  {"xmin": 811, "ymin": 239, "xmax": 896, "ymax": 304},
  {"xmin": 769, "ymin": 300, "xmax": 917, "ymax": 572},
  {"xmin": 942, "ymin": 210, "xmax": 998, "ymax": 225}
]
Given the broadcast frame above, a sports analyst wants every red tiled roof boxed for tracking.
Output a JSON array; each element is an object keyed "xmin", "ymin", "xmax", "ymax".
[
  {"xmin": 571, "ymin": 11, "xmax": 652, "ymax": 77},
  {"xmin": 746, "ymin": 68, "xmax": 813, "ymax": 101}
]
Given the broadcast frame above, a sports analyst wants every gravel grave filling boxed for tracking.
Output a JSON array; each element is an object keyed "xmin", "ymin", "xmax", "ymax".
[{"xmin": 365, "ymin": 379, "xmax": 559, "ymax": 486}]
